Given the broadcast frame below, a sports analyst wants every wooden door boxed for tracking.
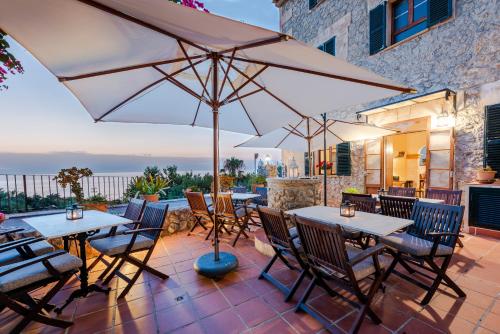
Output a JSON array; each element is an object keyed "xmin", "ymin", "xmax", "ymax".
[
  {"xmin": 426, "ymin": 126, "xmax": 454, "ymax": 190},
  {"xmin": 365, "ymin": 138, "xmax": 384, "ymax": 194}
]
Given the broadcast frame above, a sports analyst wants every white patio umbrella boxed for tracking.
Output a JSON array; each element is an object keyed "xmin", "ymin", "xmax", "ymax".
[
  {"xmin": 0, "ymin": 0, "xmax": 414, "ymax": 277},
  {"xmin": 237, "ymin": 116, "xmax": 396, "ymax": 204}
]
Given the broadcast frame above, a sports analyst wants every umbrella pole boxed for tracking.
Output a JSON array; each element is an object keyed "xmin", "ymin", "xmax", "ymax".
[
  {"xmin": 307, "ymin": 118, "xmax": 312, "ymax": 177},
  {"xmin": 194, "ymin": 54, "xmax": 238, "ymax": 278},
  {"xmin": 322, "ymin": 113, "xmax": 327, "ymax": 206}
]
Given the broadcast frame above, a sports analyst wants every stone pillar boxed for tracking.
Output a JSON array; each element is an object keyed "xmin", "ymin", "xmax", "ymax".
[{"xmin": 267, "ymin": 177, "xmax": 322, "ymax": 211}]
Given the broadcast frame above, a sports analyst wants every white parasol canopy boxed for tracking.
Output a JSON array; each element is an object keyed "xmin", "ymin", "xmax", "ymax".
[
  {"xmin": 0, "ymin": 0, "xmax": 414, "ymax": 270},
  {"xmin": 236, "ymin": 117, "xmax": 397, "ymax": 152}
]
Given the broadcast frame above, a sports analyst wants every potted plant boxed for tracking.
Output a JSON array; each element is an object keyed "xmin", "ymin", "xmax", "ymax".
[
  {"xmin": 476, "ymin": 166, "xmax": 497, "ymax": 183},
  {"xmin": 132, "ymin": 175, "xmax": 170, "ymax": 202},
  {"xmin": 0, "ymin": 211, "xmax": 6, "ymax": 224},
  {"xmin": 53, "ymin": 167, "xmax": 93, "ymax": 204},
  {"xmin": 83, "ymin": 194, "xmax": 109, "ymax": 212},
  {"xmin": 344, "ymin": 187, "xmax": 361, "ymax": 194}
]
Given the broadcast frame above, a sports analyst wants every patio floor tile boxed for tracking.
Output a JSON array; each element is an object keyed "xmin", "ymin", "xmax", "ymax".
[{"xmin": 2, "ymin": 230, "xmax": 500, "ymax": 333}]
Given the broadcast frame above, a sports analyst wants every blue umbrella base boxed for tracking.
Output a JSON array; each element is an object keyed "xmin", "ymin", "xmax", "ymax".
[{"xmin": 193, "ymin": 252, "xmax": 238, "ymax": 279}]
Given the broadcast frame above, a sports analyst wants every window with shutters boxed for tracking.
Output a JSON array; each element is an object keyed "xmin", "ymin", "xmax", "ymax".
[
  {"xmin": 484, "ymin": 104, "xmax": 500, "ymax": 177},
  {"xmin": 369, "ymin": 0, "xmax": 453, "ymax": 54},
  {"xmin": 309, "ymin": 0, "xmax": 318, "ymax": 10},
  {"xmin": 318, "ymin": 37, "xmax": 335, "ymax": 56},
  {"xmin": 336, "ymin": 142, "xmax": 351, "ymax": 176}
]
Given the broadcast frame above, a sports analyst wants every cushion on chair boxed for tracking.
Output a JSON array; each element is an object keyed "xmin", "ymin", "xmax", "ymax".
[
  {"xmin": 0, "ymin": 252, "xmax": 82, "ymax": 293},
  {"xmin": 87, "ymin": 225, "xmax": 131, "ymax": 241},
  {"xmin": 235, "ymin": 207, "xmax": 251, "ymax": 218},
  {"xmin": 380, "ymin": 232, "xmax": 454, "ymax": 257},
  {"xmin": 346, "ymin": 245, "xmax": 391, "ymax": 281},
  {"xmin": 90, "ymin": 234, "xmax": 154, "ymax": 256},
  {"xmin": 0, "ymin": 240, "xmax": 55, "ymax": 266}
]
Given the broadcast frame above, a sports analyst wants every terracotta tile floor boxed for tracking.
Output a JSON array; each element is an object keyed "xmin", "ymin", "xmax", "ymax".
[{"xmin": 1, "ymin": 230, "xmax": 500, "ymax": 334}]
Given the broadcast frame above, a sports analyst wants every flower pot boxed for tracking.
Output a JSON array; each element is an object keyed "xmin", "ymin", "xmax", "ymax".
[
  {"xmin": 142, "ymin": 194, "xmax": 160, "ymax": 202},
  {"xmin": 476, "ymin": 170, "xmax": 496, "ymax": 183},
  {"xmin": 83, "ymin": 203, "xmax": 109, "ymax": 212},
  {"xmin": 0, "ymin": 212, "xmax": 6, "ymax": 224}
]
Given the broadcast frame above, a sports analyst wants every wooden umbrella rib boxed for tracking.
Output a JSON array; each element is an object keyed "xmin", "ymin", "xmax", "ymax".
[
  {"xmin": 58, "ymin": 55, "xmax": 206, "ymax": 82},
  {"xmin": 217, "ymin": 35, "xmax": 290, "ymax": 55},
  {"xmin": 223, "ymin": 70, "xmax": 261, "ymax": 136},
  {"xmin": 275, "ymin": 128, "xmax": 295, "ymax": 148},
  {"xmin": 153, "ymin": 66, "xmax": 210, "ymax": 105},
  {"xmin": 95, "ymin": 77, "xmax": 166, "ymax": 122},
  {"xmin": 223, "ymin": 60, "xmax": 306, "ymax": 119},
  {"xmin": 325, "ymin": 120, "xmax": 345, "ymax": 142},
  {"xmin": 221, "ymin": 65, "xmax": 268, "ymax": 104},
  {"xmin": 217, "ymin": 49, "xmax": 236, "ymax": 101},
  {"xmin": 178, "ymin": 41, "xmax": 211, "ymax": 101},
  {"xmin": 192, "ymin": 66, "xmax": 212, "ymax": 126},
  {"xmin": 77, "ymin": 0, "xmax": 210, "ymax": 53},
  {"xmin": 226, "ymin": 87, "xmax": 263, "ymax": 104},
  {"xmin": 222, "ymin": 56, "xmax": 416, "ymax": 94}
]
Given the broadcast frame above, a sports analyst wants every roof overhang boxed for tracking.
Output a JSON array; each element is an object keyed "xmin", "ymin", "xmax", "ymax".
[{"xmin": 356, "ymin": 88, "xmax": 456, "ymax": 116}]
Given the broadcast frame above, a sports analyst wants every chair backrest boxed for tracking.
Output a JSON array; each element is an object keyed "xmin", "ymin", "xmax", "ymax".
[
  {"xmin": 409, "ymin": 202, "xmax": 464, "ymax": 248},
  {"xmin": 213, "ymin": 193, "xmax": 236, "ymax": 219},
  {"xmin": 139, "ymin": 203, "xmax": 169, "ymax": 240},
  {"xmin": 123, "ymin": 199, "xmax": 146, "ymax": 228},
  {"xmin": 186, "ymin": 192, "xmax": 211, "ymax": 219},
  {"xmin": 349, "ymin": 196, "xmax": 377, "ymax": 213},
  {"xmin": 292, "ymin": 215, "xmax": 351, "ymax": 279},
  {"xmin": 380, "ymin": 195, "xmax": 417, "ymax": 219},
  {"xmin": 341, "ymin": 192, "xmax": 372, "ymax": 203},
  {"xmin": 257, "ymin": 207, "xmax": 292, "ymax": 250},
  {"xmin": 426, "ymin": 189, "xmax": 462, "ymax": 206},
  {"xmin": 388, "ymin": 186, "xmax": 416, "ymax": 197},
  {"xmin": 252, "ymin": 184, "xmax": 265, "ymax": 194},
  {"xmin": 255, "ymin": 187, "xmax": 268, "ymax": 199},
  {"xmin": 231, "ymin": 186, "xmax": 247, "ymax": 194}
]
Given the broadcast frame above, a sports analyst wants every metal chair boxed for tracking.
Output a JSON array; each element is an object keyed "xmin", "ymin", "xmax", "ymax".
[
  {"xmin": 87, "ymin": 199, "xmax": 146, "ymax": 272},
  {"xmin": 257, "ymin": 207, "xmax": 308, "ymax": 301},
  {"xmin": 380, "ymin": 195, "xmax": 417, "ymax": 220},
  {"xmin": 381, "ymin": 202, "xmax": 466, "ymax": 305},
  {"xmin": 186, "ymin": 191, "xmax": 215, "ymax": 240},
  {"xmin": 0, "ymin": 250, "xmax": 82, "ymax": 333},
  {"xmin": 90, "ymin": 203, "xmax": 169, "ymax": 299},
  {"xmin": 388, "ymin": 186, "xmax": 416, "ymax": 197},
  {"xmin": 213, "ymin": 193, "xmax": 250, "ymax": 247},
  {"xmin": 292, "ymin": 215, "xmax": 389, "ymax": 334}
]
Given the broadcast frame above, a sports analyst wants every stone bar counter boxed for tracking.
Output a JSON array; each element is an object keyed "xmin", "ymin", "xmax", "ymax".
[{"xmin": 267, "ymin": 177, "xmax": 322, "ymax": 211}]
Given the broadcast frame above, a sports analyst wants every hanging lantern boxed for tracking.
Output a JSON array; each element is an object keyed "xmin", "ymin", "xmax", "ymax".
[
  {"xmin": 340, "ymin": 201, "xmax": 355, "ymax": 218},
  {"xmin": 66, "ymin": 204, "xmax": 83, "ymax": 220}
]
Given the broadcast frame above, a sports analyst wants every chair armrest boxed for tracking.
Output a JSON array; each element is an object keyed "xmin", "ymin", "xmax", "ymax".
[
  {"xmin": 426, "ymin": 231, "xmax": 462, "ymax": 256},
  {"xmin": 0, "ymin": 227, "xmax": 24, "ymax": 236},
  {"xmin": 123, "ymin": 228, "xmax": 164, "ymax": 235},
  {"xmin": 0, "ymin": 237, "xmax": 45, "ymax": 253},
  {"xmin": 0, "ymin": 250, "xmax": 67, "ymax": 277},
  {"xmin": 348, "ymin": 244, "xmax": 386, "ymax": 266}
]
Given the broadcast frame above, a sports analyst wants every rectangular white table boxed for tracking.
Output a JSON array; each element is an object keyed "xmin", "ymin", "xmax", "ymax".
[
  {"xmin": 23, "ymin": 210, "xmax": 132, "ymax": 313},
  {"xmin": 205, "ymin": 193, "xmax": 261, "ymax": 203},
  {"xmin": 286, "ymin": 206, "xmax": 414, "ymax": 237}
]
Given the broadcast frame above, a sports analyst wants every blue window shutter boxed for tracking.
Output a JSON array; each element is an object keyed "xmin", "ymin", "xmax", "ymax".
[
  {"xmin": 336, "ymin": 142, "xmax": 351, "ymax": 176},
  {"xmin": 324, "ymin": 37, "xmax": 335, "ymax": 56},
  {"xmin": 369, "ymin": 2, "xmax": 387, "ymax": 55},
  {"xmin": 428, "ymin": 0, "xmax": 452, "ymax": 27},
  {"xmin": 309, "ymin": 0, "xmax": 318, "ymax": 10},
  {"xmin": 484, "ymin": 104, "xmax": 500, "ymax": 176}
]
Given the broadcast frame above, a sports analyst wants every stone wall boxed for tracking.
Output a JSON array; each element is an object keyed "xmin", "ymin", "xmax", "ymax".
[
  {"xmin": 267, "ymin": 177, "xmax": 321, "ymax": 210},
  {"xmin": 275, "ymin": 0, "xmax": 500, "ymax": 193}
]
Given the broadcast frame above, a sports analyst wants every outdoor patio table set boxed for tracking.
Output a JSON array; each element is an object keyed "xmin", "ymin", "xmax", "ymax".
[{"xmin": 256, "ymin": 197, "xmax": 466, "ymax": 334}]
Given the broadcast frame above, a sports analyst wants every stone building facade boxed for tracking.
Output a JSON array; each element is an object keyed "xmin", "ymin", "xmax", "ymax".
[{"xmin": 274, "ymin": 0, "xmax": 500, "ymax": 205}]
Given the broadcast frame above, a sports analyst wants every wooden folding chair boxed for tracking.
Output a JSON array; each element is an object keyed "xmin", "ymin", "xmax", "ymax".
[
  {"xmin": 257, "ymin": 207, "xmax": 308, "ymax": 301},
  {"xmin": 88, "ymin": 198, "xmax": 146, "ymax": 272},
  {"xmin": 380, "ymin": 195, "xmax": 417, "ymax": 219},
  {"xmin": 388, "ymin": 186, "xmax": 416, "ymax": 197},
  {"xmin": 0, "ymin": 250, "xmax": 82, "ymax": 333},
  {"xmin": 186, "ymin": 191, "xmax": 215, "ymax": 240},
  {"xmin": 426, "ymin": 189, "xmax": 464, "ymax": 247},
  {"xmin": 90, "ymin": 203, "xmax": 169, "ymax": 299},
  {"xmin": 380, "ymin": 202, "xmax": 466, "ymax": 305},
  {"xmin": 213, "ymin": 193, "xmax": 250, "ymax": 247},
  {"xmin": 292, "ymin": 215, "xmax": 389, "ymax": 334}
]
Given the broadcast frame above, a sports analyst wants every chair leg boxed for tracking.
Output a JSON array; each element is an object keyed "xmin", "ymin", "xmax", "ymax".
[
  {"xmin": 98, "ymin": 257, "xmax": 119, "ymax": 280},
  {"xmin": 421, "ymin": 257, "xmax": 465, "ymax": 305},
  {"xmin": 88, "ymin": 253, "xmax": 104, "ymax": 272},
  {"xmin": 457, "ymin": 237, "xmax": 464, "ymax": 248},
  {"xmin": 103, "ymin": 258, "xmax": 125, "ymax": 285},
  {"xmin": 259, "ymin": 254, "xmax": 278, "ymax": 279},
  {"xmin": 295, "ymin": 277, "xmax": 316, "ymax": 313},
  {"xmin": 285, "ymin": 269, "xmax": 308, "ymax": 302}
]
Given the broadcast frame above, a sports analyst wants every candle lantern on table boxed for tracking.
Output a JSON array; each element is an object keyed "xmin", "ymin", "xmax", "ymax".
[
  {"xmin": 340, "ymin": 201, "xmax": 356, "ymax": 218},
  {"xmin": 66, "ymin": 204, "xmax": 83, "ymax": 220}
]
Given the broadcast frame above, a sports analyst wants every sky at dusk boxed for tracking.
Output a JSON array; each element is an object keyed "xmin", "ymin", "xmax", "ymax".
[{"xmin": 0, "ymin": 0, "xmax": 281, "ymax": 173}]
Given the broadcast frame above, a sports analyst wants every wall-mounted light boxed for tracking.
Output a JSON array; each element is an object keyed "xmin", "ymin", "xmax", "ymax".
[{"xmin": 434, "ymin": 91, "xmax": 456, "ymax": 129}]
